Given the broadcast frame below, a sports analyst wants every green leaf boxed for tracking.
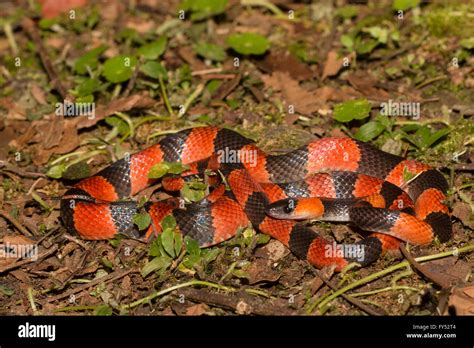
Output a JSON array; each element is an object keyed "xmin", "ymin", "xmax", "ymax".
[
  {"xmin": 354, "ymin": 121, "xmax": 386, "ymax": 141},
  {"xmin": 74, "ymin": 45, "xmax": 108, "ymax": 74},
  {"xmin": 137, "ymin": 37, "xmax": 167, "ymax": 60},
  {"xmin": 341, "ymin": 34, "xmax": 354, "ymax": 49},
  {"xmin": 288, "ymin": 42, "xmax": 318, "ymax": 63},
  {"xmin": 148, "ymin": 162, "xmax": 170, "ymax": 179},
  {"xmin": 202, "ymin": 248, "xmax": 219, "ymax": 264},
  {"xmin": 161, "ymin": 227, "xmax": 175, "ymax": 258},
  {"xmin": 46, "ymin": 164, "xmax": 66, "ymax": 179},
  {"xmin": 167, "ymin": 162, "xmax": 190, "ymax": 174},
  {"xmin": 75, "ymin": 78, "xmax": 101, "ymax": 97},
  {"xmin": 335, "ymin": 5, "xmax": 358, "ymax": 19},
  {"xmin": 181, "ymin": 183, "xmax": 206, "ymax": 202},
  {"xmin": 363, "ymin": 26, "xmax": 388, "ymax": 44},
  {"xmin": 161, "ymin": 215, "xmax": 177, "ymax": 231},
  {"xmin": 140, "ymin": 61, "xmax": 168, "ymax": 80},
  {"xmin": 426, "ymin": 128, "xmax": 451, "ymax": 148},
  {"xmin": 94, "ymin": 305, "xmax": 113, "ymax": 316},
  {"xmin": 105, "ymin": 116, "xmax": 129, "ymax": 135},
  {"xmin": 392, "ymin": 0, "xmax": 420, "ymax": 11},
  {"xmin": 195, "ymin": 42, "xmax": 226, "ymax": 61},
  {"xmin": 133, "ymin": 212, "xmax": 151, "ymax": 230},
  {"xmin": 102, "ymin": 55, "xmax": 137, "ymax": 83},
  {"xmin": 149, "ymin": 236, "xmax": 165, "ymax": 257},
  {"xmin": 185, "ymin": 236, "xmax": 201, "ymax": 256},
  {"xmin": 226, "ymin": 33, "xmax": 270, "ymax": 55},
  {"xmin": 460, "ymin": 37, "xmax": 474, "ymax": 50},
  {"xmin": 355, "ymin": 38, "xmax": 379, "ymax": 54},
  {"xmin": 62, "ymin": 161, "xmax": 91, "ymax": 180},
  {"xmin": 174, "ymin": 232, "xmax": 183, "ymax": 256},
  {"xmin": 141, "ymin": 256, "xmax": 172, "ymax": 277},
  {"xmin": 0, "ymin": 284, "xmax": 14, "ymax": 296},
  {"xmin": 256, "ymin": 234, "xmax": 271, "ymax": 245},
  {"xmin": 180, "ymin": 0, "xmax": 228, "ymax": 21},
  {"xmin": 333, "ymin": 99, "xmax": 371, "ymax": 122}
]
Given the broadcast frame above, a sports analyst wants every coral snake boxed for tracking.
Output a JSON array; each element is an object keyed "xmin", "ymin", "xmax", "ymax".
[{"xmin": 61, "ymin": 127, "xmax": 451, "ymax": 271}]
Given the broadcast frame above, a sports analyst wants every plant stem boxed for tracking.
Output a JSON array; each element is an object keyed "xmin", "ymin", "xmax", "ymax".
[
  {"xmin": 180, "ymin": 83, "xmax": 205, "ymax": 117},
  {"xmin": 315, "ymin": 244, "xmax": 474, "ymax": 313},
  {"xmin": 159, "ymin": 76, "xmax": 174, "ymax": 117}
]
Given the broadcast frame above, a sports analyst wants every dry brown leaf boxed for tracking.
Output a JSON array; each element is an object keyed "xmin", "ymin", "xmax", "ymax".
[
  {"xmin": 247, "ymin": 258, "xmax": 281, "ymax": 284},
  {"xmin": 261, "ymin": 72, "xmax": 321, "ymax": 115},
  {"xmin": 322, "ymin": 50, "xmax": 345, "ymax": 80},
  {"xmin": 254, "ymin": 239, "xmax": 289, "ymax": 264},
  {"xmin": 258, "ymin": 50, "xmax": 314, "ymax": 81},
  {"xmin": 424, "ymin": 257, "xmax": 471, "ymax": 286},
  {"xmin": 30, "ymin": 84, "xmax": 47, "ymax": 105},
  {"xmin": 452, "ymin": 202, "xmax": 474, "ymax": 229},
  {"xmin": 445, "ymin": 283, "xmax": 474, "ymax": 315},
  {"xmin": 185, "ymin": 303, "xmax": 210, "ymax": 316},
  {"xmin": 74, "ymin": 93, "xmax": 156, "ymax": 129}
]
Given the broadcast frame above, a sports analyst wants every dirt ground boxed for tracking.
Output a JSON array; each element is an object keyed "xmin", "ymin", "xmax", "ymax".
[{"xmin": 0, "ymin": 0, "xmax": 473, "ymax": 316}]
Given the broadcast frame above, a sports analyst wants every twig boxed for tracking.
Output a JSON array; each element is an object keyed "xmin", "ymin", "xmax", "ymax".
[
  {"xmin": 62, "ymin": 234, "xmax": 90, "ymax": 250},
  {"xmin": 121, "ymin": 279, "xmax": 269, "ymax": 310},
  {"xmin": 123, "ymin": 59, "xmax": 142, "ymax": 97},
  {"xmin": 158, "ymin": 76, "xmax": 174, "ymax": 117},
  {"xmin": 191, "ymin": 68, "xmax": 223, "ymax": 76},
  {"xmin": 45, "ymin": 267, "xmax": 138, "ymax": 303},
  {"xmin": 0, "ymin": 244, "xmax": 59, "ymax": 274},
  {"xmin": 4, "ymin": 22, "xmax": 19, "ymax": 55},
  {"xmin": 312, "ymin": 244, "xmax": 474, "ymax": 313},
  {"xmin": 399, "ymin": 244, "xmax": 451, "ymax": 289},
  {"xmin": 179, "ymin": 83, "xmax": 205, "ymax": 117},
  {"xmin": 181, "ymin": 288, "xmax": 294, "ymax": 315},
  {"xmin": 0, "ymin": 210, "xmax": 34, "ymax": 237},
  {"xmin": 315, "ymin": 270, "xmax": 386, "ymax": 316},
  {"xmin": 0, "ymin": 161, "xmax": 45, "ymax": 179},
  {"xmin": 20, "ymin": 18, "xmax": 70, "ymax": 100},
  {"xmin": 416, "ymin": 75, "xmax": 448, "ymax": 89},
  {"xmin": 27, "ymin": 287, "xmax": 39, "ymax": 315}
]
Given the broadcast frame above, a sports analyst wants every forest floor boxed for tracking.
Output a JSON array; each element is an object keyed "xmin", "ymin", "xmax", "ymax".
[{"xmin": 0, "ymin": 0, "xmax": 473, "ymax": 316}]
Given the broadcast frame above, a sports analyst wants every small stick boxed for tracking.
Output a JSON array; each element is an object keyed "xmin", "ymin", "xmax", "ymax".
[
  {"xmin": 315, "ymin": 270, "xmax": 386, "ymax": 316},
  {"xmin": 44, "ymin": 267, "xmax": 138, "ymax": 303},
  {"xmin": 399, "ymin": 244, "xmax": 450, "ymax": 289},
  {"xmin": 21, "ymin": 18, "xmax": 70, "ymax": 100},
  {"xmin": 0, "ymin": 161, "xmax": 45, "ymax": 179},
  {"xmin": 0, "ymin": 244, "xmax": 59, "ymax": 274},
  {"xmin": 0, "ymin": 210, "xmax": 34, "ymax": 237}
]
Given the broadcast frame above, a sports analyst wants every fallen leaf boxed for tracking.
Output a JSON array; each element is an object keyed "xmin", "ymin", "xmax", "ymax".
[
  {"xmin": 74, "ymin": 93, "xmax": 156, "ymax": 129},
  {"xmin": 185, "ymin": 303, "xmax": 210, "ymax": 316},
  {"xmin": 254, "ymin": 239, "xmax": 289, "ymax": 264},
  {"xmin": 424, "ymin": 257, "xmax": 471, "ymax": 286},
  {"xmin": 247, "ymin": 258, "xmax": 281, "ymax": 284},
  {"xmin": 38, "ymin": 0, "xmax": 88, "ymax": 19},
  {"xmin": 30, "ymin": 84, "xmax": 47, "ymax": 105},
  {"xmin": 321, "ymin": 50, "xmax": 345, "ymax": 80},
  {"xmin": 257, "ymin": 50, "xmax": 314, "ymax": 81},
  {"xmin": 445, "ymin": 283, "xmax": 474, "ymax": 315},
  {"xmin": 452, "ymin": 202, "xmax": 474, "ymax": 229},
  {"xmin": 261, "ymin": 72, "xmax": 322, "ymax": 115}
]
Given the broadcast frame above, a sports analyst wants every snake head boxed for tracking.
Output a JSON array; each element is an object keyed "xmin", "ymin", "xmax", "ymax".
[{"xmin": 266, "ymin": 198, "xmax": 324, "ymax": 220}]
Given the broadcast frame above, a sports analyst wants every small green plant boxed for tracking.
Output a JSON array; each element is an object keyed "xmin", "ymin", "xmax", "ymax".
[
  {"xmin": 333, "ymin": 98, "xmax": 371, "ymax": 122},
  {"xmin": 226, "ymin": 33, "xmax": 270, "ymax": 55}
]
